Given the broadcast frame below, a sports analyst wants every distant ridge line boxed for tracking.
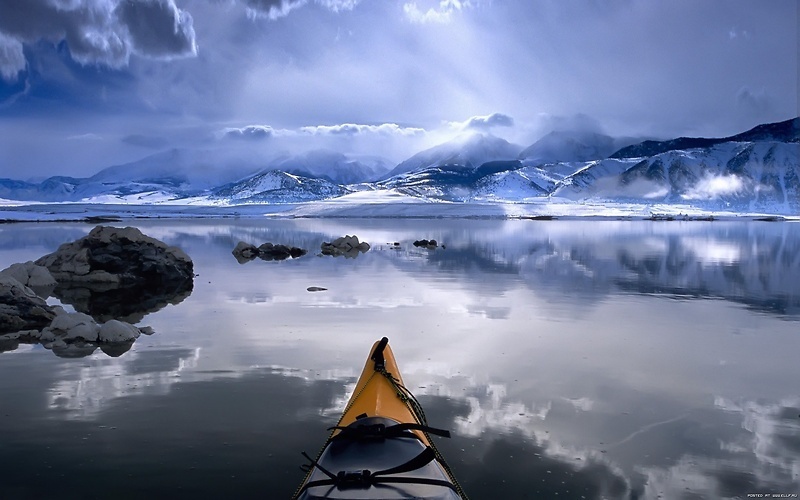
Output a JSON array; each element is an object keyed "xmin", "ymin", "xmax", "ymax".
[{"xmin": 610, "ymin": 117, "xmax": 800, "ymax": 159}]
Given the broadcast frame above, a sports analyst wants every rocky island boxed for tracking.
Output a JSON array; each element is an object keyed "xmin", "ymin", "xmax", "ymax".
[{"xmin": 0, "ymin": 225, "xmax": 194, "ymax": 357}]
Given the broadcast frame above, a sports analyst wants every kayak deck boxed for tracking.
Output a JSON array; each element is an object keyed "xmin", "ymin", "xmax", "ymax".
[
  {"xmin": 294, "ymin": 338, "xmax": 466, "ymax": 500},
  {"xmin": 335, "ymin": 338, "xmax": 430, "ymax": 445}
]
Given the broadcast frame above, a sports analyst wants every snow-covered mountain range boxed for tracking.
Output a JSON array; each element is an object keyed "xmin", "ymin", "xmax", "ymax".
[
  {"xmin": 381, "ymin": 133, "xmax": 522, "ymax": 179},
  {"xmin": 1, "ymin": 117, "xmax": 798, "ymax": 214},
  {"xmin": 212, "ymin": 170, "xmax": 347, "ymax": 203}
]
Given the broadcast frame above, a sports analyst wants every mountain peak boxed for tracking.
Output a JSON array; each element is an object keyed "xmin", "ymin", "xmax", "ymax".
[
  {"xmin": 519, "ymin": 130, "xmax": 617, "ymax": 164},
  {"xmin": 382, "ymin": 133, "xmax": 522, "ymax": 179},
  {"xmin": 611, "ymin": 117, "xmax": 799, "ymax": 159},
  {"xmin": 268, "ymin": 149, "xmax": 391, "ymax": 184}
]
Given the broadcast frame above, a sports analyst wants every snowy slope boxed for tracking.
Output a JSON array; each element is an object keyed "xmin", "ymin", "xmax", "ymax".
[
  {"xmin": 211, "ymin": 170, "xmax": 348, "ymax": 203},
  {"xmin": 551, "ymin": 159, "xmax": 642, "ymax": 198},
  {"xmin": 382, "ymin": 133, "xmax": 522, "ymax": 179},
  {"xmin": 611, "ymin": 117, "xmax": 799, "ymax": 159},
  {"xmin": 619, "ymin": 142, "xmax": 799, "ymax": 210},
  {"xmin": 265, "ymin": 150, "xmax": 391, "ymax": 184},
  {"xmin": 0, "ymin": 174, "xmax": 187, "ymax": 202},
  {"xmin": 552, "ymin": 141, "xmax": 799, "ymax": 213},
  {"xmin": 471, "ymin": 168, "xmax": 549, "ymax": 201}
]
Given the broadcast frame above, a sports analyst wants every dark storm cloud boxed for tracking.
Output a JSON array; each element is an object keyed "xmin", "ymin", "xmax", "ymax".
[
  {"xmin": 114, "ymin": 0, "xmax": 197, "ymax": 58},
  {"xmin": 0, "ymin": 0, "xmax": 128, "ymax": 69},
  {"xmin": 0, "ymin": 0, "xmax": 196, "ymax": 81}
]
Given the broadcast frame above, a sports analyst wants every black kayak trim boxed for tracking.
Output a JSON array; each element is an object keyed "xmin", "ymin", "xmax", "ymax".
[{"xmin": 297, "ymin": 446, "xmax": 460, "ymax": 496}]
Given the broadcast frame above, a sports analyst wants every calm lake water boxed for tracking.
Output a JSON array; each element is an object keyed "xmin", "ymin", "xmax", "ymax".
[{"xmin": 1, "ymin": 219, "xmax": 799, "ymax": 500}]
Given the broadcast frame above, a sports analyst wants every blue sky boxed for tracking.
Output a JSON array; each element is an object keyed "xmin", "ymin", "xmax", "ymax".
[{"xmin": 0, "ymin": 0, "xmax": 797, "ymax": 180}]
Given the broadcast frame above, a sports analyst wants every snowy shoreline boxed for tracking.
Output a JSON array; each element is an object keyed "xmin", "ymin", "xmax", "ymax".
[{"xmin": 1, "ymin": 198, "xmax": 796, "ymax": 223}]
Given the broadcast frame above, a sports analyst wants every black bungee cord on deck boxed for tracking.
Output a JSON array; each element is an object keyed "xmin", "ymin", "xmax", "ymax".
[{"xmin": 292, "ymin": 337, "xmax": 469, "ymax": 500}]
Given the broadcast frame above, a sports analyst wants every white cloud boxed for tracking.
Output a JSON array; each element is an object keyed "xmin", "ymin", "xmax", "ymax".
[
  {"xmin": 0, "ymin": 32, "xmax": 25, "ymax": 82},
  {"xmin": 221, "ymin": 125, "xmax": 275, "ymax": 140},
  {"xmin": 243, "ymin": 0, "xmax": 362, "ymax": 19},
  {"xmin": 212, "ymin": 122, "xmax": 431, "ymax": 164},
  {"xmin": 221, "ymin": 122, "xmax": 425, "ymax": 140},
  {"xmin": 403, "ymin": 0, "xmax": 474, "ymax": 24},
  {"xmin": 299, "ymin": 123, "xmax": 426, "ymax": 136},
  {"xmin": 640, "ymin": 396, "xmax": 800, "ymax": 498},
  {"xmin": 315, "ymin": 0, "xmax": 362, "ymax": 12},
  {"xmin": 449, "ymin": 113, "xmax": 515, "ymax": 131},
  {"xmin": 243, "ymin": 0, "xmax": 307, "ymax": 20},
  {"xmin": 681, "ymin": 175, "xmax": 745, "ymax": 201}
]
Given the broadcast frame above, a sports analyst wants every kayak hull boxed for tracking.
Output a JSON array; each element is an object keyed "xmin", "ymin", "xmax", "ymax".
[
  {"xmin": 294, "ymin": 339, "xmax": 464, "ymax": 500},
  {"xmin": 335, "ymin": 340, "xmax": 430, "ymax": 444}
]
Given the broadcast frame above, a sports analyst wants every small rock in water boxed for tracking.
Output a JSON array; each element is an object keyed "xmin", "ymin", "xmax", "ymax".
[
  {"xmin": 234, "ymin": 241, "xmax": 307, "ymax": 262},
  {"xmin": 413, "ymin": 239, "xmax": 439, "ymax": 249},
  {"xmin": 320, "ymin": 235, "xmax": 370, "ymax": 258},
  {"xmin": 307, "ymin": 286, "xmax": 327, "ymax": 292}
]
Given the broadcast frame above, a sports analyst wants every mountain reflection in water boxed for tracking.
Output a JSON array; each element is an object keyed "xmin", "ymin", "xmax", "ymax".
[{"xmin": 0, "ymin": 219, "xmax": 798, "ymax": 499}]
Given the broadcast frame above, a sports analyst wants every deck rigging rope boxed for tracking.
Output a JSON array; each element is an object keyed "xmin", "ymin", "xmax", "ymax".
[
  {"xmin": 377, "ymin": 366, "xmax": 470, "ymax": 500},
  {"xmin": 292, "ymin": 338, "xmax": 469, "ymax": 500}
]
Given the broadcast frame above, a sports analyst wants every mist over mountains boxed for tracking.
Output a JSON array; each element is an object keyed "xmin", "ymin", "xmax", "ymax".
[{"xmin": 1, "ymin": 117, "xmax": 798, "ymax": 214}]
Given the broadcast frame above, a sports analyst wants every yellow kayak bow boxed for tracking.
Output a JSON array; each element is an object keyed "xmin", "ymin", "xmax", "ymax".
[{"xmin": 294, "ymin": 338, "xmax": 467, "ymax": 500}]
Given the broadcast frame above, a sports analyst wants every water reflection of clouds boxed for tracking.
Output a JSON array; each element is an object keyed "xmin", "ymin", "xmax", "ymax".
[
  {"xmin": 397, "ymin": 356, "xmax": 800, "ymax": 496},
  {"xmin": 465, "ymin": 303, "xmax": 511, "ymax": 319},
  {"xmin": 51, "ymin": 356, "xmax": 363, "ymax": 422},
  {"xmin": 47, "ymin": 347, "xmax": 200, "ymax": 419},
  {"xmin": 454, "ymin": 387, "xmax": 551, "ymax": 438},
  {"xmin": 716, "ymin": 397, "xmax": 800, "ymax": 485},
  {"xmin": 683, "ymin": 236, "xmax": 742, "ymax": 265}
]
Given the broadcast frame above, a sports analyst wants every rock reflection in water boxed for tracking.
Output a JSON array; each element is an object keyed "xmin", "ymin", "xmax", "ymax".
[
  {"xmin": 33, "ymin": 225, "xmax": 195, "ymax": 323},
  {"xmin": 51, "ymin": 279, "xmax": 193, "ymax": 323}
]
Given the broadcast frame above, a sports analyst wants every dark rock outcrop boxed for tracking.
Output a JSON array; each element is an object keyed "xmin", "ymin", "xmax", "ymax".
[
  {"xmin": 232, "ymin": 241, "xmax": 307, "ymax": 263},
  {"xmin": 320, "ymin": 235, "xmax": 370, "ymax": 258},
  {"xmin": 413, "ymin": 239, "xmax": 439, "ymax": 249},
  {"xmin": 34, "ymin": 225, "xmax": 194, "ymax": 322},
  {"xmin": 36, "ymin": 225, "xmax": 193, "ymax": 285},
  {"xmin": 1, "ymin": 261, "xmax": 57, "ymax": 298},
  {"xmin": 0, "ymin": 276, "xmax": 56, "ymax": 333},
  {"xmin": 0, "ymin": 307, "xmax": 154, "ymax": 358}
]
